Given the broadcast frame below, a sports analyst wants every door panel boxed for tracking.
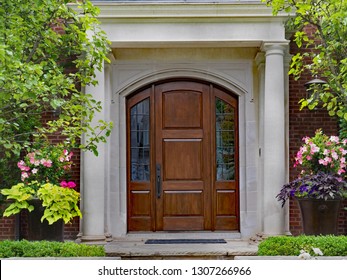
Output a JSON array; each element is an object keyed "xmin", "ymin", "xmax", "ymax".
[
  {"xmin": 155, "ymin": 82, "xmax": 210, "ymax": 231},
  {"xmin": 163, "ymin": 91, "xmax": 202, "ymax": 128},
  {"xmin": 127, "ymin": 81, "xmax": 239, "ymax": 232},
  {"xmin": 163, "ymin": 191, "xmax": 203, "ymax": 215},
  {"xmin": 163, "ymin": 140, "xmax": 202, "ymax": 180}
]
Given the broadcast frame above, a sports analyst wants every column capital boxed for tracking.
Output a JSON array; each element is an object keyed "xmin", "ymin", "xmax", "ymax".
[{"xmin": 261, "ymin": 41, "xmax": 289, "ymax": 56}]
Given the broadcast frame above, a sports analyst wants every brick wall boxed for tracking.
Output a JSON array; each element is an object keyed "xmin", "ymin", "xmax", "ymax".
[
  {"xmin": 288, "ymin": 25, "xmax": 347, "ymax": 235},
  {"xmin": 0, "ymin": 204, "xmax": 16, "ymax": 240}
]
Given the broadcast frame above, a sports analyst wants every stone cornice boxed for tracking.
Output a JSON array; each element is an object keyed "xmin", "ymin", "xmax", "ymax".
[{"xmin": 84, "ymin": 2, "xmax": 292, "ymax": 21}]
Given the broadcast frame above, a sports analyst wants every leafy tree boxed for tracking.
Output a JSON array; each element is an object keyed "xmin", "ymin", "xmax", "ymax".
[
  {"xmin": 264, "ymin": 0, "xmax": 347, "ymax": 118},
  {"xmin": 0, "ymin": 0, "xmax": 112, "ymax": 160}
]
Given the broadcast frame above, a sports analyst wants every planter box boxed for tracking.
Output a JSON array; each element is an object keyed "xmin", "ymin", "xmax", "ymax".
[
  {"xmin": 297, "ymin": 198, "xmax": 341, "ymax": 235},
  {"xmin": 27, "ymin": 199, "xmax": 64, "ymax": 241}
]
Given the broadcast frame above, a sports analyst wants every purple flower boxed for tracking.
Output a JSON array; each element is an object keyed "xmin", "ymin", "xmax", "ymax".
[
  {"xmin": 299, "ymin": 185, "xmax": 308, "ymax": 193},
  {"xmin": 289, "ymin": 189, "xmax": 296, "ymax": 197}
]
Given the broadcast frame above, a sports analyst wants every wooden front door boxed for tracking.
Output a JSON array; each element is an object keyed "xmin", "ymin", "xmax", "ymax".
[{"xmin": 127, "ymin": 81, "xmax": 239, "ymax": 232}]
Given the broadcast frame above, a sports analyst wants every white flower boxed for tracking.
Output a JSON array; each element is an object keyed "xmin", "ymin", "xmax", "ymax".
[
  {"xmin": 32, "ymin": 168, "xmax": 38, "ymax": 174},
  {"xmin": 312, "ymin": 247, "xmax": 323, "ymax": 256},
  {"xmin": 298, "ymin": 250, "xmax": 311, "ymax": 260}
]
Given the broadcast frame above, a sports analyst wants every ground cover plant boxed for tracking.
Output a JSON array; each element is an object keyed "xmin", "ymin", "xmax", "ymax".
[
  {"xmin": 258, "ymin": 235, "xmax": 347, "ymax": 256},
  {"xmin": 0, "ymin": 240, "xmax": 105, "ymax": 258}
]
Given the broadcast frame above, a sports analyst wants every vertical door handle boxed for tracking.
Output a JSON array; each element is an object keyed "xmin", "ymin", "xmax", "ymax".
[{"xmin": 156, "ymin": 164, "xmax": 161, "ymax": 198}]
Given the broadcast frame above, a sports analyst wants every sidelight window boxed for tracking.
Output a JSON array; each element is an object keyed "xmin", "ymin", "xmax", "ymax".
[
  {"xmin": 130, "ymin": 98, "xmax": 150, "ymax": 181},
  {"xmin": 215, "ymin": 98, "xmax": 235, "ymax": 181}
]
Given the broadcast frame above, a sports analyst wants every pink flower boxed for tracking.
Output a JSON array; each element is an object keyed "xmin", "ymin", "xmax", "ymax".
[
  {"xmin": 331, "ymin": 151, "xmax": 338, "ymax": 160},
  {"xmin": 306, "ymin": 155, "xmax": 312, "ymax": 160},
  {"xmin": 17, "ymin": 160, "xmax": 30, "ymax": 171},
  {"xmin": 60, "ymin": 181, "xmax": 68, "ymax": 188},
  {"xmin": 338, "ymin": 169, "xmax": 346, "ymax": 175},
  {"xmin": 21, "ymin": 172, "xmax": 29, "ymax": 181},
  {"xmin": 340, "ymin": 148, "xmax": 347, "ymax": 155},
  {"xmin": 27, "ymin": 152, "xmax": 35, "ymax": 158},
  {"xmin": 295, "ymin": 150, "xmax": 303, "ymax": 163},
  {"xmin": 329, "ymin": 136, "xmax": 339, "ymax": 143},
  {"xmin": 60, "ymin": 181, "xmax": 76, "ymax": 188},
  {"xmin": 309, "ymin": 143, "xmax": 319, "ymax": 154},
  {"xmin": 324, "ymin": 156, "xmax": 332, "ymax": 163},
  {"xmin": 303, "ymin": 136, "xmax": 310, "ymax": 144},
  {"xmin": 67, "ymin": 181, "xmax": 76, "ymax": 188},
  {"xmin": 41, "ymin": 159, "xmax": 52, "ymax": 167},
  {"xmin": 59, "ymin": 157, "xmax": 65, "ymax": 162}
]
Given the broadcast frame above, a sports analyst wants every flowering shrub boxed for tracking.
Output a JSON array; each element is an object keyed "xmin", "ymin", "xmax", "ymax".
[
  {"xmin": 17, "ymin": 146, "xmax": 74, "ymax": 186},
  {"xmin": 277, "ymin": 130, "xmax": 347, "ymax": 206},
  {"xmin": 294, "ymin": 129, "xmax": 347, "ymax": 176},
  {"xmin": 1, "ymin": 145, "xmax": 81, "ymax": 224}
]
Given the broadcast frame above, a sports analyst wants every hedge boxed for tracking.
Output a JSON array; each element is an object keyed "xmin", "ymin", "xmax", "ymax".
[
  {"xmin": 0, "ymin": 240, "xmax": 105, "ymax": 258},
  {"xmin": 258, "ymin": 235, "xmax": 347, "ymax": 256}
]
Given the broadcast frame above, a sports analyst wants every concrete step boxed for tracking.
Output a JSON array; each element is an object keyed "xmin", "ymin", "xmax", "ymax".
[{"xmin": 105, "ymin": 239, "xmax": 258, "ymax": 260}]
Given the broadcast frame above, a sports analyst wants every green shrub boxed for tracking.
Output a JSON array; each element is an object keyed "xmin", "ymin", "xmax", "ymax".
[
  {"xmin": 258, "ymin": 235, "xmax": 347, "ymax": 256},
  {"xmin": 0, "ymin": 240, "xmax": 105, "ymax": 258}
]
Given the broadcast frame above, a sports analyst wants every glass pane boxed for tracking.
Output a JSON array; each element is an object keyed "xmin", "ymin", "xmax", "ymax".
[
  {"xmin": 130, "ymin": 98, "xmax": 150, "ymax": 181},
  {"xmin": 216, "ymin": 98, "xmax": 235, "ymax": 181}
]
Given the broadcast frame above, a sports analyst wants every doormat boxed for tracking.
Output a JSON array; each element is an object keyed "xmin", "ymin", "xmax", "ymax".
[{"xmin": 145, "ymin": 239, "xmax": 227, "ymax": 244}]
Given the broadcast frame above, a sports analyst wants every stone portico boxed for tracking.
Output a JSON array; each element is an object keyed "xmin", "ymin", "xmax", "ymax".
[{"xmin": 79, "ymin": 1, "xmax": 290, "ymax": 242}]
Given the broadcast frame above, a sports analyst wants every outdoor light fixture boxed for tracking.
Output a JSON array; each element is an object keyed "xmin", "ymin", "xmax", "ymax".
[
  {"xmin": 304, "ymin": 76, "xmax": 327, "ymax": 105},
  {"xmin": 304, "ymin": 76, "xmax": 327, "ymax": 90}
]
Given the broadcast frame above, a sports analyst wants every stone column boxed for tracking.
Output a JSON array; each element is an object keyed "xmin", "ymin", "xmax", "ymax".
[
  {"xmin": 284, "ymin": 52, "xmax": 292, "ymax": 235},
  {"xmin": 255, "ymin": 52, "xmax": 265, "ymax": 232},
  {"xmin": 80, "ymin": 64, "xmax": 107, "ymax": 242},
  {"xmin": 262, "ymin": 42, "xmax": 287, "ymax": 235}
]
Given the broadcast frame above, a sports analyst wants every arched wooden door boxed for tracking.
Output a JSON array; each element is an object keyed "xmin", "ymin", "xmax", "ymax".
[{"xmin": 127, "ymin": 81, "xmax": 239, "ymax": 232}]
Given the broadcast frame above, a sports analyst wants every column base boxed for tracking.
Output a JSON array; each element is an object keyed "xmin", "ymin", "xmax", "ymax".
[{"xmin": 75, "ymin": 233, "xmax": 109, "ymax": 244}]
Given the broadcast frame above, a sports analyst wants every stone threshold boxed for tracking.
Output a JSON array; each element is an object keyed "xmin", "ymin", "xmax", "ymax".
[{"xmin": 105, "ymin": 236, "xmax": 258, "ymax": 259}]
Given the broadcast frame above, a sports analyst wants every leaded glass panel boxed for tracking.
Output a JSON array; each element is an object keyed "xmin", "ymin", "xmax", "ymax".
[
  {"xmin": 130, "ymin": 98, "xmax": 150, "ymax": 181},
  {"xmin": 216, "ymin": 98, "xmax": 235, "ymax": 181}
]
